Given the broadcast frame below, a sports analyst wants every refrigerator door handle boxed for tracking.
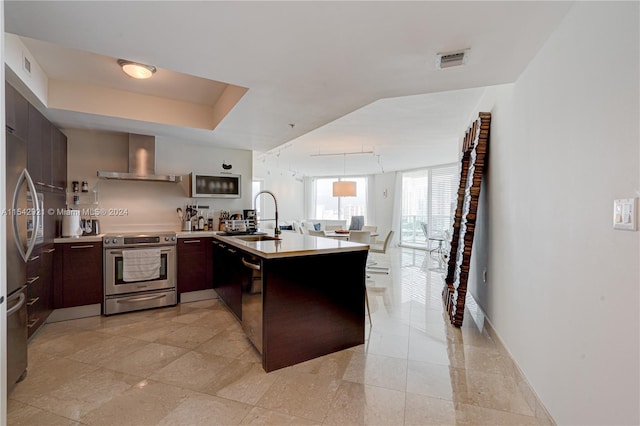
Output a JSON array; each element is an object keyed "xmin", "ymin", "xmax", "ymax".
[
  {"xmin": 12, "ymin": 169, "xmax": 40, "ymax": 262},
  {"xmin": 6, "ymin": 291, "xmax": 26, "ymax": 316}
]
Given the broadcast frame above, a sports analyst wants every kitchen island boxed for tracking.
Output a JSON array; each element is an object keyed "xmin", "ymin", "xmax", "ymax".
[{"xmin": 212, "ymin": 232, "xmax": 369, "ymax": 372}]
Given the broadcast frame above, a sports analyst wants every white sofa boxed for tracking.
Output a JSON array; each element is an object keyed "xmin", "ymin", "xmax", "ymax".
[
  {"xmin": 299, "ymin": 220, "xmax": 346, "ymax": 234},
  {"xmin": 261, "ymin": 219, "xmax": 347, "ymax": 234}
]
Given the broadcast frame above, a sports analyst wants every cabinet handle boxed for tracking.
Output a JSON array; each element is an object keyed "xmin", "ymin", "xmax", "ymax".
[
  {"xmin": 26, "ymin": 276, "xmax": 40, "ymax": 285},
  {"xmin": 116, "ymin": 294, "xmax": 167, "ymax": 303},
  {"xmin": 183, "ymin": 240, "xmax": 201, "ymax": 244},
  {"xmin": 28, "ymin": 255, "xmax": 40, "ymax": 262},
  {"xmin": 27, "ymin": 318, "xmax": 39, "ymax": 328},
  {"xmin": 70, "ymin": 245, "xmax": 94, "ymax": 249},
  {"xmin": 47, "ymin": 184, "xmax": 56, "ymax": 189},
  {"xmin": 228, "ymin": 248, "xmax": 237, "ymax": 254},
  {"xmin": 45, "ymin": 248, "xmax": 55, "ymax": 253},
  {"xmin": 36, "ymin": 181, "xmax": 46, "ymax": 186},
  {"xmin": 108, "ymin": 249, "xmax": 172, "ymax": 255},
  {"xmin": 27, "ymin": 296, "xmax": 40, "ymax": 306}
]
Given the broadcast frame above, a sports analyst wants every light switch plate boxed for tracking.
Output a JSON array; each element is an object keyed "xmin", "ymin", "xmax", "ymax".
[{"xmin": 613, "ymin": 198, "xmax": 637, "ymax": 231}]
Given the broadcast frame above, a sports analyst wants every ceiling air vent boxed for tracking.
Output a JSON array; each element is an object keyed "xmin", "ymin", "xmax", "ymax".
[{"xmin": 436, "ymin": 49, "xmax": 470, "ymax": 69}]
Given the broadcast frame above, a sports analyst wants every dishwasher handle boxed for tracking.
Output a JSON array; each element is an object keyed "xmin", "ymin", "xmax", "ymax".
[{"xmin": 241, "ymin": 257, "xmax": 261, "ymax": 271}]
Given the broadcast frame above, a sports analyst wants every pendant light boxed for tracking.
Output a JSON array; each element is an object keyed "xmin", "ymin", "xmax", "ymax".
[{"xmin": 333, "ymin": 153, "xmax": 357, "ymax": 197}]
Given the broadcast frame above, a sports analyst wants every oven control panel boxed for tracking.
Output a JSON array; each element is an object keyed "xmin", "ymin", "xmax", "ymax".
[{"xmin": 103, "ymin": 233, "xmax": 177, "ymax": 247}]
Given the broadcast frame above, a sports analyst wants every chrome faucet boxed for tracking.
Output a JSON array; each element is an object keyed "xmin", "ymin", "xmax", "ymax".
[{"xmin": 253, "ymin": 190, "xmax": 281, "ymax": 239}]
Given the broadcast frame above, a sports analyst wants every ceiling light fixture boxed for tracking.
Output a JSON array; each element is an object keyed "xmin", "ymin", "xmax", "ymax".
[
  {"xmin": 117, "ymin": 59, "xmax": 157, "ymax": 79},
  {"xmin": 333, "ymin": 153, "xmax": 357, "ymax": 197}
]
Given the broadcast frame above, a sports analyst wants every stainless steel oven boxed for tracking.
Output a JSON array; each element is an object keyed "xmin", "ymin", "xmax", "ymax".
[{"xmin": 103, "ymin": 232, "xmax": 177, "ymax": 315}]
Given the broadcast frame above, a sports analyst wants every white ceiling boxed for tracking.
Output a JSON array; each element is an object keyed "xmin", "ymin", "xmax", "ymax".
[{"xmin": 5, "ymin": 1, "xmax": 573, "ymax": 176}]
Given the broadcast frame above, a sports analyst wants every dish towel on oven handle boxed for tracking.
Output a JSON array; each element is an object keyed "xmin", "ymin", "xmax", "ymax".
[{"xmin": 122, "ymin": 248, "xmax": 161, "ymax": 282}]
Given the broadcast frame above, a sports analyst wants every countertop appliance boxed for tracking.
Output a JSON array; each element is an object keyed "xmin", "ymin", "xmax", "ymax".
[
  {"xmin": 103, "ymin": 231, "xmax": 177, "ymax": 315},
  {"xmin": 190, "ymin": 172, "xmax": 241, "ymax": 198},
  {"xmin": 62, "ymin": 210, "xmax": 82, "ymax": 238},
  {"xmin": 81, "ymin": 218, "xmax": 100, "ymax": 236},
  {"xmin": 6, "ymin": 124, "xmax": 40, "ymax": 391}
]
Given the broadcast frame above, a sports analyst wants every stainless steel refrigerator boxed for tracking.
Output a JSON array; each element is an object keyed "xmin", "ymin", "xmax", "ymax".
[{"xmin": 5, "ymin": 128, "xmax": 41, "ymax": 392}]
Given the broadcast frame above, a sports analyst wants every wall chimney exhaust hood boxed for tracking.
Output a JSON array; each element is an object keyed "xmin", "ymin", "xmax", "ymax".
[{"xmin": 97, "ymin": 134, "xmax": 182, "ymax": 182}]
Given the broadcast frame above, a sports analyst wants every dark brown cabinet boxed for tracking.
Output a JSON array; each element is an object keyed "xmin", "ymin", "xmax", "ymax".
[
  {"xmin": 177, "ymin": 237, "xmax": 213, "ymax": 295},
  {"xmin": 211, "ymin": 240, "xmax": 242, "ymax": 320},
  {"xmin": 27, "ymin": 102, "xmax": 67, "ymax": 191},
  {"xmin": 51, "ymin": 127, "xmax": 67, "ymax": 191},
  {"xmin": 27, "ymin": 104, "xmax": 48, "ymax": 187},
  {"xmin": 55, "ymin": 242, "xmax": 103, "ymax": 308},
  {"xmin": 5, "ymin": 82, "xmax": 28, "ymax": 139},
  {"xmin": 27, "ymin": 245, "xmax": 55, "ymax": 338},
  {"xmin": 7, "ymin": 82, "xmax": 68, "ymax": 193}
]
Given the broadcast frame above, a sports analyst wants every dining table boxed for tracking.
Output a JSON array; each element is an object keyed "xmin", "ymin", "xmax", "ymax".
[{"xmin": 324, "ymin": 230, "xmax": 379, "ymax": 240}]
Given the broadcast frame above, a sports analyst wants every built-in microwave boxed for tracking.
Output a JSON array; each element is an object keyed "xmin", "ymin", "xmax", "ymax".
[{"xmin": 190, "ymin": 173, "xmax": 241, "ymax": 198}]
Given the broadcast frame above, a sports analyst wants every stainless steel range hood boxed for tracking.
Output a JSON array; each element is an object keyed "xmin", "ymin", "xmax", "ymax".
[{"xmin": 97, "ymin": 134, "xmax": 182, "ymax": 183}]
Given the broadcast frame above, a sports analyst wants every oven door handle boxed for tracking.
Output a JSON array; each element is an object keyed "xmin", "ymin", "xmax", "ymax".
[
  {"xmin": 116, "ymin": 294, "xmax": 168, "ymax": 303},
  {"xmin": 108, "ymin": 249, "xmax": 173, "ymax": 255}
]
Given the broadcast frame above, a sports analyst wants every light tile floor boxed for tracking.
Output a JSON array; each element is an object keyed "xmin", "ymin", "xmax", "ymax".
[{"xmin": 8, "ymin": 247, "xmax": 548, "ymax": 425}]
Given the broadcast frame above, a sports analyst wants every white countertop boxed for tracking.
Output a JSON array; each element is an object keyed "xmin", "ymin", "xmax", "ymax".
[
  {"xmin": 177, "ymin": 231, "xmax": 219, "ymax": 238},
  {"xmin": 54, "ymin": 234, "xmax": 105, "ymax": 243},
  {"xmin": 213, "ymin": 232, "xmax": 368, "ymax": 259}
]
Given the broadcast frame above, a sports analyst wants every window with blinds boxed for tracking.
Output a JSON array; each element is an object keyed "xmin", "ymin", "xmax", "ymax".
[{"xmin": 400, "ymin": 164, "xmax": 458, "ymax": 248}]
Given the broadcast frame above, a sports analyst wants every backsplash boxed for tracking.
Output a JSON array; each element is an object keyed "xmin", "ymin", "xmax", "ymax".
[{"xmin": 64, "ymin": 129, "xmax": 253, "ymax": 233}]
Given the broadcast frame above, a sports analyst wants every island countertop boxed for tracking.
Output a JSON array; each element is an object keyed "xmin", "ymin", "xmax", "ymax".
[{"xmin": 212, "ymin": 232, "xmax": 368, "ymax": 259}]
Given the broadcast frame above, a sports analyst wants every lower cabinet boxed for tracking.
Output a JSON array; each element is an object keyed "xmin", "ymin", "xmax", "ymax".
[
  {"xmin": 177, "ymin": 237, "xmax": 212, "ymax": 295},
  {"xmin": 211, "ymin": 240, "xmax": 243, "ymax": 320},
  {"xmin": 54, "ymin": 242, "xmax": 103, "ymax": 308}
]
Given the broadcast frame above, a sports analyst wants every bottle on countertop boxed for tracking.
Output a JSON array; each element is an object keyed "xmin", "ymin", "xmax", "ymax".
[
  {"xmin": 208, "ymin": 212, "xmax": 214, "ymax": 231},
  {"xmin": 198, "ymin": 211, "xmax": 205, "ymax": 231}
]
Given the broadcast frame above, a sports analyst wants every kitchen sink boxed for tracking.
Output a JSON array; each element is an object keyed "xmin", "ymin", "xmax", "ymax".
[{"xmin": 232, "ymin": 234, "xmax": 280, "ymax": 242}]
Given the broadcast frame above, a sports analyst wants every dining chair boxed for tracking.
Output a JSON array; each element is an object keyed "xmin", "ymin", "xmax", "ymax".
[
  {"xmin": 420, "ymin": 222, "xmax": 445, "ymax": 256},
  {"xmin": 367, "ymin": 230, "xmax": 394, "ymax": 274},
  {"xmin": 348, "ymin": 216, "xmax": 365, "ymax": 230},
  {"xmin": 347, "ymin": 230, "xmax": 371, "ymax": 244},
  {"xmin": 362, "ymin": 225, "xmax": 378, "ymax": 242}
]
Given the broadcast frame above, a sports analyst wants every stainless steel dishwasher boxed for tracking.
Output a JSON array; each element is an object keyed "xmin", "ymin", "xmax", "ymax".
[{"xmin": 241, "ymin": 256, "xmax": 262, "ymax": 353}]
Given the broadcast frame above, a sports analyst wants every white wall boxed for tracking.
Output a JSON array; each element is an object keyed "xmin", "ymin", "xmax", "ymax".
[
  {"xmin": 253, "ymin": 162, "xmax": 304, "ymax": 226},
  {"xmin": 4, "ymin": 33, "xmax": 48, "ymax": 107},
  {"xmin": 467, "ymin": 3, "xmax": 639, "ymax": 424},
  {"xmin": 369, "ymin": 172, "xmax": 396, "ymax": 235},
  {"xmin": 65, "ymin": 129, "xmax": 253, "ymax": 233}
]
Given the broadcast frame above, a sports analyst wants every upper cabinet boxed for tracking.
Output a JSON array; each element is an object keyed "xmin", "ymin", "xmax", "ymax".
[
  {"xmin": 24, "ymin": 94, "xmax": 67, "ymax": 192},
  {"xmin": 51, "ymin": 127, "xmax": 67, "ymax": 191},
  {"xmin": 27, "ymin": 103, "xmax": 47, "ymax": 186},
  {"xmin": 5, "ymin": 82, "xmax": 29, "ymax": 140}
]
